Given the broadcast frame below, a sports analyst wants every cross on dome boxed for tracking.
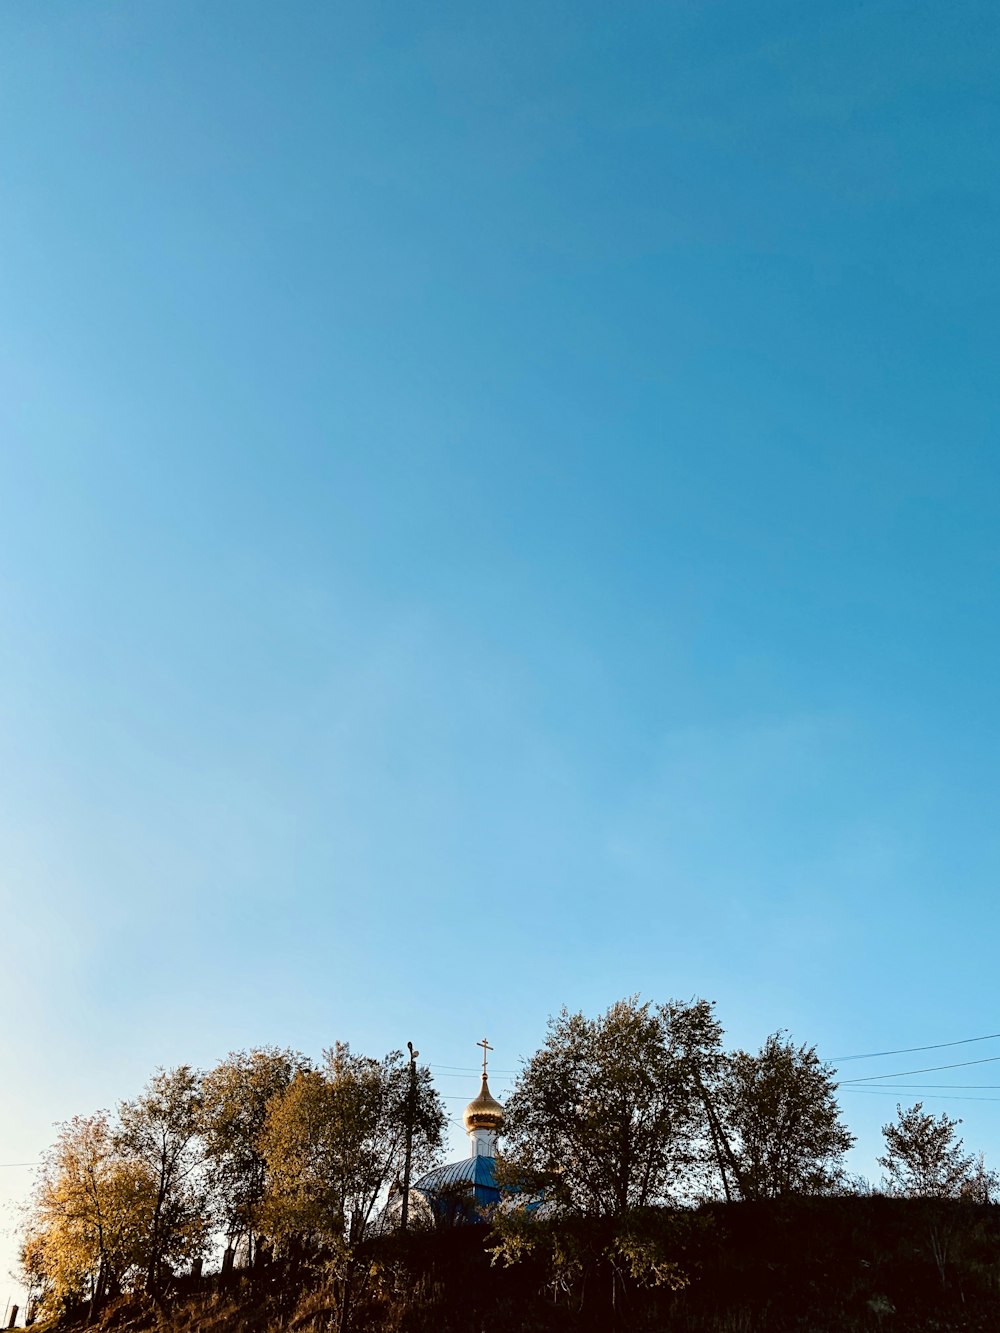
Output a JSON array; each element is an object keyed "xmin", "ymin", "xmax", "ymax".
[
  {"xmin": 463, "ymin": 1038, "xmax": 505, "ymax": 1156},
  {"xmin": 478, "ymin": 1036, "xmax": 493, "ymax": 1075}
]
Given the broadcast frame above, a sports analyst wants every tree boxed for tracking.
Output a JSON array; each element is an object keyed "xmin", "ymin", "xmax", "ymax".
[
  {"xmin": 261, "ymin": 1044, "xmax": 444, "ymax": 1248},
  {"xmin": 660, "ymin": 998, "xmax": 734, "ymax": 1202},
  {"xmin": 259, "ymin": 1067, "xmax": 347, "ymax": 1246},
  {"xmin": 500, "ymin": 997, "xmax": 721, "ymax": 1216},
  {"xmin": 19, "ymin": 1113, "xmax": 157, "ymax": 1320},
  {"xmin": 116, "ymin": 1065, "xmax": 208, "ymax": 1300},
  {"xmin": 260, "ymin": 1044, "xmax": 444, "ymax": 1333},
  {"xmin": 201, "ymin": 1046, "xmax": 310, "ymax": 1264},
  {"xmin": 715, "ymin": 1032, "xmax": 854, "ymax": 1199},
  {"xmin": 960, "ymin": 1153, "xmax": 1000, "ymax": 1205},
  {"xmin": 879, "ymin": 1103, "xmax": 983, "ymax": 1198},
  {"xmin": 878, "ymin": 1103, "xmax": 999, "ymax": 1291}
]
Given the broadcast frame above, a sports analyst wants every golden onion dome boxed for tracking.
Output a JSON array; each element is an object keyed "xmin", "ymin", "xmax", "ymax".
[{"xmin": 463, "ymin": 1073, "xmax": 505, "ymax": 1132}]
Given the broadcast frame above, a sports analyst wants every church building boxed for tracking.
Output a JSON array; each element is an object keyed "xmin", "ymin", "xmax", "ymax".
[
  {"xmin": 412, "ymin": 1054, "xmax": 505, "ymax": 1223},
  {"xmin": 380, "ymin": 1040, "xmax": 507, "ymax": 1229}
]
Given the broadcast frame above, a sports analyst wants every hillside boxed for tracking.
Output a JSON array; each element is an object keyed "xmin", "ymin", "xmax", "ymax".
[{"xmin": 31, "ymin": 1197, "xmax": 1000, "ymax": 1333}]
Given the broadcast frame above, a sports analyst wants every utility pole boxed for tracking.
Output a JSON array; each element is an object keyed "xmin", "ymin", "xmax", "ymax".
[{"xmin": 400, "ymin": 1040, "xmax": 419, "ymax": 1232}]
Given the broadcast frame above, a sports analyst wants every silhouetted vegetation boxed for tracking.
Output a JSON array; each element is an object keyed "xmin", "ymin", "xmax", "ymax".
[
  {"xmin": 23, "ymin": 1198, "xmax": 1000, "ymax": 1333},
  {"xmin": 17, "ymin": 997, "xmax": 1000, "ymax": 1331}
]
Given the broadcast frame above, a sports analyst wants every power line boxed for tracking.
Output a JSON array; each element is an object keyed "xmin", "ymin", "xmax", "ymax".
[
  {"xmin": 832, "ymin": 1031, "xmax": 1000, "ymax": 1063},
  {"xmin": 436, "ymin": 1034, "xmax": 1000, "ymax": 1074},
  {"xmin": 846, "ymin": 1084, "xmax": 1000, "ymax": 1090},
  {"xmin": 428, "ymin": 1069, "xmax": 518, "ymax": 1081},
  {"xmin": 439, "ymin": 1090, "xmax": 511, "ymax": 1102},
  {"xmin": 430, "ymin": 1064, "xmax": 518, "ymax": 1076},
  {"xmin": 840, "ymin": 1054, "xmax": 1000, "ymax": 1083},
  {"xmin": 848, "ymin": 1093, "xmax": 1000, "ymax": 1103}
]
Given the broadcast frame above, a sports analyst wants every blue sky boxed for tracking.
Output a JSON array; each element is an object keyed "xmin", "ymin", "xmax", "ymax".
[{"xmin": 2, "ymin": 0, "xmax": 999, "ymax": 1298}]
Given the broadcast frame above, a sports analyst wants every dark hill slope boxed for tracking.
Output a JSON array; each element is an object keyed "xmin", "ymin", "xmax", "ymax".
[{"xmin": 36, "ymin": 1197, "xmax": 1000, "ymax": 1333}]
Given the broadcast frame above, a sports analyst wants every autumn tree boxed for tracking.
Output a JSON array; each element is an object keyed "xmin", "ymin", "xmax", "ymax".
[
  {"xmin": 260, "ymin": 1044, "xmax": 444, "ymax": 1333},
  {"xmin": 500, "ymin": 997, "xmax": 722, "ymax": 1216},
  {"xmin": 200, "ymin": 1046, "xmax": 310, "ymax": 1265},
  {"xmin": 714, "ymin": 1032, "xmax": 854, "ymax": 1199},
  {"xmin": 261, "ymin": 1044, "xmax": 444, "ymax": 1249},
  {"xmin": 116, "ymin": 1065, "xmax": 208, "ymax": 1300},
  {"xmin": 19, "ymin": 1113, "xmax": 156, "ymax": 1319},
  {"xmin": 878, "ymin": 1103, "xmax": 994, "ymax": 1199}
]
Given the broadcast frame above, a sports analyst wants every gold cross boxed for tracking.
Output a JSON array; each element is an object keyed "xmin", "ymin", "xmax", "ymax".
[{"xmin": 477, "ymin": 1037, "xmax": 493, "ymax": 1076}]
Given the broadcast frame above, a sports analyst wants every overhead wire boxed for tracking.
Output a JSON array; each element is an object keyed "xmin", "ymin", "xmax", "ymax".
[
  {"xmin": 844, "ymin": 1083, "xmax": 1000, "ymax": 1090},
  {"xmin": 428, "ymin": 1069, "xmax": 517, "ymax": 1080},
  {"xmin": 831, "ymin": 1032, "xmax": 1000, "ymax": 1063},
  {"xmin": 839, "ymin": 1054, "xmax": 1000, "ymax": 1083},
  {"xmin": 440, "ymin": 1091, "xmax": 511, "ymax": 1101},
  {"xmin": 434, "ymin": 1031, "xmax": 1000, "ymax": 1077},
  {"xmin": 430, "ymin": 1064, "xmax": 518, "ymax": 1076},
  {"xmin": 844, "ymin": 1089, "xmax": 1000, "ymax": 1103}
]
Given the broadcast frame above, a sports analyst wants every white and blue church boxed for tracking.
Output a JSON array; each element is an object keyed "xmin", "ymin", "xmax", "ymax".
[{"xmin": 380, "ymin": 1042, "xmax": 507, "ymax": 1229}]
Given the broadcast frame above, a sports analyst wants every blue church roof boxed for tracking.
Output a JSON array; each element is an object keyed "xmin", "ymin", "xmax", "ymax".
[{"xmin": 413, "ymin": 1154, "xmax": 500, "ymax": 1223}]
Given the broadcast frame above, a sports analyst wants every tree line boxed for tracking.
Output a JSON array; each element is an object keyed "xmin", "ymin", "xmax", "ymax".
[
  {"xmin": 19, "ymin": 1045, "xmax": 444, "ymax": 1323},
  {"xmin": 19, "ymin": 997, "xmax": 997, "ymax": 1326}
]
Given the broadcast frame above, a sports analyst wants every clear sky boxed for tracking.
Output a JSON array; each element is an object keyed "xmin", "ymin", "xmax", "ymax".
[{"xmin": 2, "ymin": 0, "xmax": 999, "ymax": 1304}]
